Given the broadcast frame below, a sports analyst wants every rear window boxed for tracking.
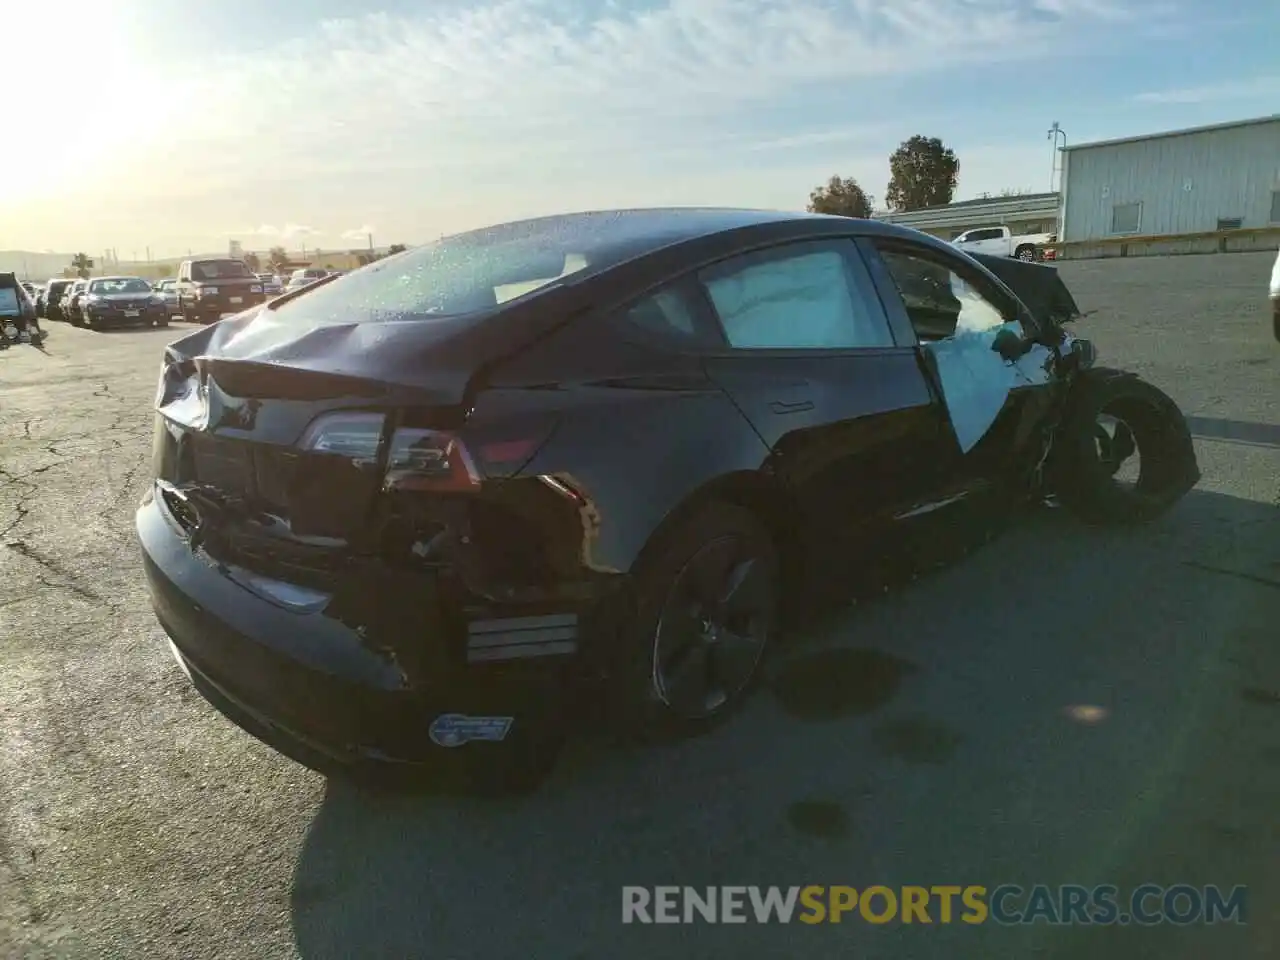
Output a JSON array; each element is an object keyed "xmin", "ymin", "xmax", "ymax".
[
  {"xmin": 269, "ymin": 232, "xmax": 594, "ymax": 325},
  {"xmin": 192, "ymin": 260, "xmax": 253, "ymax": 280}
]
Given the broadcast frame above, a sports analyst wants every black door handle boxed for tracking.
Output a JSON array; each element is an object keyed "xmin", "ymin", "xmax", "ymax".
[{"xmin": 769, "ymin": 399, "xmax": 815, "ymax": 414}]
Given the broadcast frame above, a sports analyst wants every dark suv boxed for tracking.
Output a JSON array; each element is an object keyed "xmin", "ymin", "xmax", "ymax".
[
  {"xmin": 39, "ymin": 278, "xmax": 76, "ymax": 321},
  {"xmin": 175, "ymin": 258, "xmax": 265, "ymax": 324}
]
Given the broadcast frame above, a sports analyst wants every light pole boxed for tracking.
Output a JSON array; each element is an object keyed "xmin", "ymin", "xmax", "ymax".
[{"xmin": 1047, "ymin": 122, "xmax": 1067, "ymax": 192}]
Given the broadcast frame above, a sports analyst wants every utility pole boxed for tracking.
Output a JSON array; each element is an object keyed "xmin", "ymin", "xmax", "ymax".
[
  {"xmin": 1047, "ymin": 122, "xmax": 1067, "ymax": 193},
  {"xmin": 146, "ymin": 246, "xmax": 151, "ymax": 262},
  {"xmin": 367, "ymin": 232, "xmax": 373, "ymax": 253}
]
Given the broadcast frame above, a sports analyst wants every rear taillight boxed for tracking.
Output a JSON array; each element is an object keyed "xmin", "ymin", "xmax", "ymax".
[
  {"xmin": 384, "ymin": 428, "xmax": 480, "ymax": 493},
  {"xmin": 298, "ymin": 411, "xmax": 385, "ymax": 464},
  {"xmin": 299, "ymin": 411, "xmax": 526, "ymax": 494}
]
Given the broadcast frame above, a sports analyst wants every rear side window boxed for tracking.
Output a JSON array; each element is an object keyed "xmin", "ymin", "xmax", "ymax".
[
  {"xmin": 698, "ymin": 243, "xmax": 894, "ymax": 350},
  {"xmin": 625, "ymin": 287, "xmax": 701, "ymax": 339}
]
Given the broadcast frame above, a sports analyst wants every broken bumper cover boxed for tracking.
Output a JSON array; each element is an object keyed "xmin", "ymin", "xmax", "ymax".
[{"xmin": 136, "ymin": 493, "xmax": 580, "ymax": 778}]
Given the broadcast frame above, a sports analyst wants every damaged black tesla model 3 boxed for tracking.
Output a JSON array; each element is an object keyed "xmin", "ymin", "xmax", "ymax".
[{"xmin": 137, "ymin": 208, "xmax": 1199, "ymax": 791}]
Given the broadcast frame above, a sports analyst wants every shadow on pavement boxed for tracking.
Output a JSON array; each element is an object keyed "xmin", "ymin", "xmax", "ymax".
[
  {"xmin": 290, "ymin": 489, "xmax": 1280, "ymax": 960},
  {"xmin": 1186, "ymin": 416, "xmax": 1280, "ymax": 451}
]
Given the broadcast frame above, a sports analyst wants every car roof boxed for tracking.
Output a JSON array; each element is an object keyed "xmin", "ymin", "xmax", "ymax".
[
  {"xmin": 91, "ymin": 275, "xmax": 147, "ymax": 282},
  {"xmin": 440, "ymin": 207, "xmax": 830, "ymax": 261}
]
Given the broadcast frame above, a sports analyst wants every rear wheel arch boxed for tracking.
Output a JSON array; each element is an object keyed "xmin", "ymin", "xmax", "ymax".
[
  {"xmin": 609, "ymin": 477, "xmax": 791, "ymax": 740},
  {"xmin": 629, "ymin": 470, "xmax": 801, "ymax": 580}
]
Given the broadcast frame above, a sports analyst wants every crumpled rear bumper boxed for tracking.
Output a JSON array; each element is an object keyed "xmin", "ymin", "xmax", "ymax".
[{"xmin": 136, "ymin": 491, "xmax": 579, "ymax": 781}]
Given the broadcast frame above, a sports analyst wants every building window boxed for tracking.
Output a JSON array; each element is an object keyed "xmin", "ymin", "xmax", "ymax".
[
  {"xmin": 1270, "ymin": 190, "xmax": 1280, "ymax": 224},
  {"xmin": 1110, "ymin": 203, "xmax": 1141, "ymax": 235},
  {"xmin": 1216, "ymin": 217, "xmax": 1243, "ymax": 232}
]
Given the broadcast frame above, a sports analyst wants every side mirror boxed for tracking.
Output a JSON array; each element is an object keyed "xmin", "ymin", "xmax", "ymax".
[
  {"xmin": 1071, "ymin": 338, "xmax": 1097, "ymax": 369},
  {"xmin": 991, "ymin": 327, "xmax": 1029, "ymax": 362}
]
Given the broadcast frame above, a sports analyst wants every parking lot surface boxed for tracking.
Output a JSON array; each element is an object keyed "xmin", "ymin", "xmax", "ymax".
[{"xmin": 2, "ymin": 252, "xmax": 1279, "ymax": 960}]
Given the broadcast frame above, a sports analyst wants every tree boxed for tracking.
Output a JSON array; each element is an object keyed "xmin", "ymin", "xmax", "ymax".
[
  {"xmin": 155, "ymin": 265, "xmax": 173, "ymax": 278},
  {"xmin": 243, "ymin": 251, "xmax": 261, "ymax": 272},
  {"xmin": 69, "ymin": 253, "xmax": 94, "ymax": 279},
  {"xmin": 387, "ymin": 243, "xmax": 407, "ymax": 255},
  {"xmin": 268, "ymin": 246, "xmax": 289, "ymax": 271},
  {"xmin": 885, "ymin": 136, "xmax": 960, "ymax": 212},
  {"xmin": 807, "ymin": 176, "xmax": 874, "ymax": 218}
]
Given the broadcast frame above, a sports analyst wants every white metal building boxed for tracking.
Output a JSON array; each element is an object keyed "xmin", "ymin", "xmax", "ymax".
[{"xmin": 1059, "ymin": 114, "xmax": 1280, "ymax": 257}]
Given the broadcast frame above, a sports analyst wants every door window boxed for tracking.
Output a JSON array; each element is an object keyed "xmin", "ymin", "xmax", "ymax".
[
  {"xmin": 873, "ymin": 245, "xmax": 1014, "ymax": 341},
  {"xmin": 699, "ymin": 243, "xmax": 893, "ymax": 350}
]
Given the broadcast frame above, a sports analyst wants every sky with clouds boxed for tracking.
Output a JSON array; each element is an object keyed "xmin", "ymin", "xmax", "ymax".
[{"xmin": 2, "ymin": 0, "xmax": 1277, "ymax": 257}]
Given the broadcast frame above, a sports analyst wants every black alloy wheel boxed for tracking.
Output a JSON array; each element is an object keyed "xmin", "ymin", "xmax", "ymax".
[{"xmin": 615, "ymin": 503, "xmax": 779, "ymax": 740}]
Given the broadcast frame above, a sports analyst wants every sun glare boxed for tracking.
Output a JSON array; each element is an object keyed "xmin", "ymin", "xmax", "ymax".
[{"xmin": 0, "ymin": 1, "xmax": 172, "ymax": 203}]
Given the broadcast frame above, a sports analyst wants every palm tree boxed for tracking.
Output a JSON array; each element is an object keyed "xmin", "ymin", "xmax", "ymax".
[{"xmin": 268, "ymin": 246, "xmax": 289, "ymax": 272}]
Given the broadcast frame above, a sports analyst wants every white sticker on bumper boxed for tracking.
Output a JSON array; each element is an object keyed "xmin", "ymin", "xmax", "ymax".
[{"xmin": 428, "ymin": 714, "xmax": 514, "ymax": 748}]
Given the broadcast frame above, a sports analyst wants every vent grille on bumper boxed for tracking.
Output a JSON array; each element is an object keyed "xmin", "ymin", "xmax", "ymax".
[{"xmin": 465, "ymin": 613, "xmax": 578, "ymax": 663}]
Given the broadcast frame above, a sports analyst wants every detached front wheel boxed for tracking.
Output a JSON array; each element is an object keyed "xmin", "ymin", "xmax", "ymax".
[
  {"xmin": 612, "ymin": 503, "xmax": 779, "ymax": 742},
  {"xmin": 1048, "ymin": 368, "xmax": 1200, "ymax": 525}
]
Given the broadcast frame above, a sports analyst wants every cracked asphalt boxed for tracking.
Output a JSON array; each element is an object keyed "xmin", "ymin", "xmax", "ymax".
[{"xmin": 2, "ymin": 252, "xmax": 1279, "ymax": 960}]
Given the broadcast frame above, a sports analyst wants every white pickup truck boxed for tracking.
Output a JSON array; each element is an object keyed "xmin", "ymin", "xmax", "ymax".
[
  {"xmin": 1269, "ymin": 245, "xmax": 1279, "ymax": 341},
  {"xmin": 951, "ymin": 225, "xmax": 1056, "ymax": 262}
]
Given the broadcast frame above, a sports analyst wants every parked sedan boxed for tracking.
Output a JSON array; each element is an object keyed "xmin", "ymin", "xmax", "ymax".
[
  {"xmin": 81, "ymin": 276, "xmax": 169, "ymax": 329},
  {"xmin": 63, "ymin": 280, "xmax": 89, "ymax": 326},
  {"xmin": 138, "ymin": 208, "xmax": 1200, "ymax": 793},
  {"xmin": 153, "ymin": 278, "xmax": 180, "ymax": 317},
  {"xmin": 284, "ymin": 267, "xmax": 329, "ymax": 293}
]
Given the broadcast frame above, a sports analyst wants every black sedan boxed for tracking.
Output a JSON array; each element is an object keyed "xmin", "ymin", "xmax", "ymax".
[
  {"xmin": 137, "ymin": 208, "xmax": 1200, "ymax": 792},
  {"xmin": 81, "ymin": 276, "xmax": 170, "ymax": 329}
]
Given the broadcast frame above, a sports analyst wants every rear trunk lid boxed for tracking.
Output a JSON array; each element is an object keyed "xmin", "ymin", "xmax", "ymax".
[{"xmin": 150, "ymin": 299, "xmax": 565, "ymax": 579}]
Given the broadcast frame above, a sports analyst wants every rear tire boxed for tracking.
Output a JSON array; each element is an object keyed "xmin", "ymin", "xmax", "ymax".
[
  {"xmin": 1015, "ymin": 244, "xmax": 1037, "ymax": 262},
  {"xmin": 610, "ymin": 502, "xmax": 779, "ymax": 742},
  {"xmin": 1047, "ymin": 368, "xmax": 1200, "ymax": 525}
]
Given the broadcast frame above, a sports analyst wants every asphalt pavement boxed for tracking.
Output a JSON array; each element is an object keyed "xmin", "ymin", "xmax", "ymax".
[{"xmin": 2, "ymin": 252, "xmax": 1278, "ymax": 960}]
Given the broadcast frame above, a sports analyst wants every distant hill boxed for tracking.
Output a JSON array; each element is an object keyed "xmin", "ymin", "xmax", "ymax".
[{"xmin": 0, "ymin": 246, "xmax": 393, "ymax": 281}]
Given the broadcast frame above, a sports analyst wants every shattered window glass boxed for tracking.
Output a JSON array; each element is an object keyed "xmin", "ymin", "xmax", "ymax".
[{"xmin": 877, "ymin": 248, "xmax": 1011, "ymax": 341}]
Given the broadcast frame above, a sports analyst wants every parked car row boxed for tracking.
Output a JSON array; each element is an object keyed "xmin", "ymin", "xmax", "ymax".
[
  {"xmin": 38, "ymin": 276, "xmax": 170, "ymax": 328},
  {"xmin": 32, "ymin": 258, "xmax": 298, "ymax": 329}
]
